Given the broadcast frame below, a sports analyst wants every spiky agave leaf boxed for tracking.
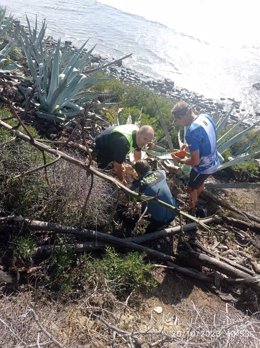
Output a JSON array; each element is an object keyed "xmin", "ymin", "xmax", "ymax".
[
  {"xmin": 218, "ymin": 119, "xmax": 260, "ymax": 154},
  {"xmin": 46, "ymin": 39, "xmax": 62, "ymax": 104},
  {"xmin": 217, "ymin": 114, "xmax": 249, "ymax": 147},
  {"xmin": 216, "ymin": 104, "xmax": 235, "ymax": 136},
  {"xmin": 25, "ymin": 15, "xmax": 46, "ymax": 52},
  {"xmin": 0, "ymin": 7, "xmax": 13, "ymax": 38},
  {"xmin": 232, "ymin": 132, "xmax": 259, "ymax": 156},
  {"xmin": 218, "ymin": 150, "xmax": 260, "ymax": 170},
  {"xmin": 17, "ymin": 16, "xmax": 131, "ymax": 120},
  {"xmin": 0, "ymin": 40, "xmax": 20, "ymax": 72}
]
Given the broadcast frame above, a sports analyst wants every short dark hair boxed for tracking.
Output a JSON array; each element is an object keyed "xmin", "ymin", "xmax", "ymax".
[
  {"xmin": 134, "ymin": 160, "xmax": 151, "ymax": 176},
  {"xmin": 171, "ymin": 100, "xmax": 191, "ymax": 118}
]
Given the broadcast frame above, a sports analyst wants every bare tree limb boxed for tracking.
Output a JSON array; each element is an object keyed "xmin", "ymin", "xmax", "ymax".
[
  {"xmin": 13, "ymin": 155, "xmax": 61, "ymax": 179},
  {"xmin": 183, "ymin": 250, "xmax": 260, "ymax": 291},
  {"xmin": 202, "ymin": 190, "xmax": 260, "ymax": 224},
  {"xmin": 28, "ymin": 308, "xmax": 64, "ymax": 348},
  {"xmin": 216, "ymin": 214, "xmax": 260, "ymax": 233},
  {"xmin": 0, "ymin": 119, "xmax": 207, "ymax": 227},
  {"xmin": 127, "ymin": 217, "xmax": 214, "ymax": 244}
]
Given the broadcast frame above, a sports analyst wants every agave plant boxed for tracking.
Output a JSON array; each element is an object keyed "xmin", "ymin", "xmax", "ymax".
[
  {"xmin": 16, "ymin": 16, "xmax": 131, "ymax": 122},
  {"xmin": 215, "ymin": 107, "xmax": 260, "ymax": 170},
  {"xmin": 0, "ymin": 7, "xmax": 21, "ymax": 72},
  {"xmin": 0, "ymin": 7, "xmax": 13, "ymax": 38}
]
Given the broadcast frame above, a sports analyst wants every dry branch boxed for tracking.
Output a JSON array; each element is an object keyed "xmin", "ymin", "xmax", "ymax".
[
  {"xmin": 218, "ymin": 214, "xmax": 260, "ymax": 233},
  {"xmin": 190, "ymin": 240, "xmax": 256, "ymax": 277},
  {"xmin": 25, "ymin": 218, "xmax": 177, "ymax": 262},
  {"xmin": 28, "ymin": 308, "xmax": 64, "ymax": 348},
  {"xmin": 13, "ymin": 155, "xmax": 61, "ymax": 179},
  {"xmin": 127, "ymin": 217, "xmax": 214, "ymax": 243},
  {"xmin": 202, "ymin": 190, "xmax": 260, "ymax": 224},
  {"xmin": 184, "ymin": 250, "xmax": 260, "ymax": 291},
  {"xmin": 0, "ymin": 119, "xmax": 208, "ymax": 227},
  {"xmin": 22, "ymin": 218, "xmax": 216, "ymax": 284}
]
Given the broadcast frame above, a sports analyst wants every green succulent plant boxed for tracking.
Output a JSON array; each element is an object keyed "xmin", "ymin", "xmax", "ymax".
[
  {"xmin": 16, "ymin": 16, "xmax": 130, "ymax": 122},
  {"xmin": 0, "ymin": 7, "xmax": 21, "ymax": 72}
]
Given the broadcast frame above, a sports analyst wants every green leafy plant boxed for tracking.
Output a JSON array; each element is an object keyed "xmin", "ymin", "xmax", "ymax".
[
  {"xmin": 78, "ymin": 247, "xmax": 156, "ymax": 297},
  {"xmin": 12, "ymin": 235, "xmax": 36, "ymax": 259},
  {"xmin": 100, "ymin": 246, "xmax": 156, "ymax": 295},
  {"xmin": 47, "ymin": 243, "xmax": 75, "ymax": 294},
  {"xmin": 0, "ymin": 121, "xmax": 50, "ymax": 216}
]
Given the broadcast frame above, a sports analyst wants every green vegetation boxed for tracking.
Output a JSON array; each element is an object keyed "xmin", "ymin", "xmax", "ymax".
[
  {"xmin": 81, "ymin": 247, "xmax": 156, "ymax": 296},
  {"xmin": 12, "ymin": 235, "xmax": 36, "ymax": 259},
  {"xmin": 45, "ymin": 245, "xmax": 156, "ymax": 297},
  {"xmin": 95, "ymin": 78, "xmax": 178, "ymax": 144},
  {"xmin": 0, "ymin": 8, "xmax": 259, "ymax": 301},
  {"xmin": 47, "ymin": 243, "xmax": 76, "ymax": 294}
]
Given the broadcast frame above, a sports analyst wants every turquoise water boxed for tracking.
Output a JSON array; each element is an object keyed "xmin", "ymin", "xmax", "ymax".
[{"xmin": 1, "ymin": 0, "xmax": 260, "ymax": 117}]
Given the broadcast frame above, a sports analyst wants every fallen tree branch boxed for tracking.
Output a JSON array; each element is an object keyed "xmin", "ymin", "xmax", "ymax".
[
  {"xmin": 127, "ymin": 217, "xmax": 215, "ymax": 243},
  {"xmin": 25, "ymin": 218, "xmax": 177, "ymax": 262},
  {"xmin": 202, "ymin": 190, "xmax": 260, "ymax": 224},
  {"xmin": 216, "ymin": 214, "xmax": 260, "ymax": 233},
  {"xmin": 183, "ymin": 250, "xmax": 260, "ymax": 291},
  {"xmin": 205, "ymin": 182, "xmax": 260, "ymax": 189},
  {"xmin": 156, "ymin": 263, "xmax": 213, "ymax": 283},
  {"xmin": 13, "ymin": 155, "xmax": 61, "ymax": 179},
  {"xmin": 189, "ymin": 240, "xmax": 256, "ymax": 277},
  {"xmin": 23, "ymin": 218, "xmax": 216, "ymax": 284},
  {"xmin": 32, "ymin": 242, "xmax": 105, "ymax": 258},
  {"xmin": 0, "ymin": 119, "xmax": 208, "ymax": 228}
]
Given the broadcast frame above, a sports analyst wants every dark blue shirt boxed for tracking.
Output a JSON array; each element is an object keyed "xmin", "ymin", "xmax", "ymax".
[
  {"xmin": 186, "ymin": 114, "xmax": 219, "ymax": 174},
  {"xmin": 131, "ymin": 170, "xmax": 177, "ymax": 224}
]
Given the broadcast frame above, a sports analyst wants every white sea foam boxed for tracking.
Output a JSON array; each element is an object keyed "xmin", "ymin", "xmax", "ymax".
[{"xmin": 1, "ymin": 0, "xmax": 260, "ymax": 116}]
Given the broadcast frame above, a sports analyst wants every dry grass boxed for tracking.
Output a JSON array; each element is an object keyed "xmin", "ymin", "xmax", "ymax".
[
  {"xmin": 0, "ymin": 287, "xmax": 259, "ymax": 348},
  {"xmin": 43, "ymin": 160, "xmax": 116, "ymax": 228}
]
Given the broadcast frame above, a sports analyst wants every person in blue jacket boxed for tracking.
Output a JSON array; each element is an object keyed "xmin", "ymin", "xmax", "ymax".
[
  {"xmin": 171, "ymin": 100, "xmax": 220, "ymax": 213},
  {"xmin": 131, "ymin": 160, "xmax": 178, "ymax": 230}
]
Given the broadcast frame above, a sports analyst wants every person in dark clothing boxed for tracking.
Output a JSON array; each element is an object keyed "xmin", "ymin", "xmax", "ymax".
[
  {"xmin": 94, "ymin": 124, "xmax": 154, "ymax": 184},
  {"xmin": 131, "ymin": 160, "xmax": 178, "ymax": 231}
]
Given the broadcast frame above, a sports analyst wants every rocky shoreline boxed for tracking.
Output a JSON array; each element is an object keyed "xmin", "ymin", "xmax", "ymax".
[
  {"xmin": 0, "ymin": 23, "xmax": 254, "ymax": 128},
  {"xmin": 105, "ymin": 60, "xmax": 248, "ymax": 125}
]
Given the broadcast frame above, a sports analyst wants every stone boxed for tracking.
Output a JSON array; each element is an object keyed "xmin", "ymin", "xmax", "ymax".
[{"xmin": 153, "ymin": 306, "xmax": 163, "ymax": 314}]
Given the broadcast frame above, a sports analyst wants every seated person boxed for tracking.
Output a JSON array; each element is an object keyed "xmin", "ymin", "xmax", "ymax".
[
  {"xmin": 131, "ymin": 160, "xmax": 178, "ymax": 231},
  {"xmin": 94, "ymin": 124, "xmax": 154, "ymax": 184}
]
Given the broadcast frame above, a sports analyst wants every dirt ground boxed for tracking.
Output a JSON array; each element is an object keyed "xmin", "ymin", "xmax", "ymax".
[
  {"xmin": 131, "ymin": 184, "xmax": 260, "ymax": 340},
  {"xmin": 0, "ymin": 184, "xmax": 259, "ymax": 347}
]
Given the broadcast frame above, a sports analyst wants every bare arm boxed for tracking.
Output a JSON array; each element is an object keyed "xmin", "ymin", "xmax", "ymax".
[
  {"xmin": 113, "ymin": 161, "xmax": 127, "ymax": 184},
  {"xmin": 134, "ymin": 149, "xmax": 142, "ymax": 161},
  {"xmin": 172, "ymin": 150, "xmax": 200, "ymax": 166}
]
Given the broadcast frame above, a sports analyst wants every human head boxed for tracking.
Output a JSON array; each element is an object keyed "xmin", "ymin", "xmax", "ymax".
[
  {"xmin": 134, "ymin": 160, "xmax": 151, "ymax": 177},
  {"xmin": 171, "ymin": 101, "xmax": 193, "ymax": 127},
  {"xmin": 136, "ymin": 125, "xmax": 155, "ymax": 148}
]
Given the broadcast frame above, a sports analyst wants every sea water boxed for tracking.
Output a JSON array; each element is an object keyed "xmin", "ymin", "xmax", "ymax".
[{"xmin": 1, "ymin": 0, "xmax": 260, "ymax": 119}]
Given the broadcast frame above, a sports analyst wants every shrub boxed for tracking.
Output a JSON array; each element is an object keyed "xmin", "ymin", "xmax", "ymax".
[
  {"xmin": 82, "ymin": 247, "xmax": 156, "ymax": 296},
  {"xmin": 46, "ymin": 242, "xmax": 76, "ymax": 294},
  {"xmin": 12, "ymin": 235, "xmax": 36, "ymax": 259}
]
